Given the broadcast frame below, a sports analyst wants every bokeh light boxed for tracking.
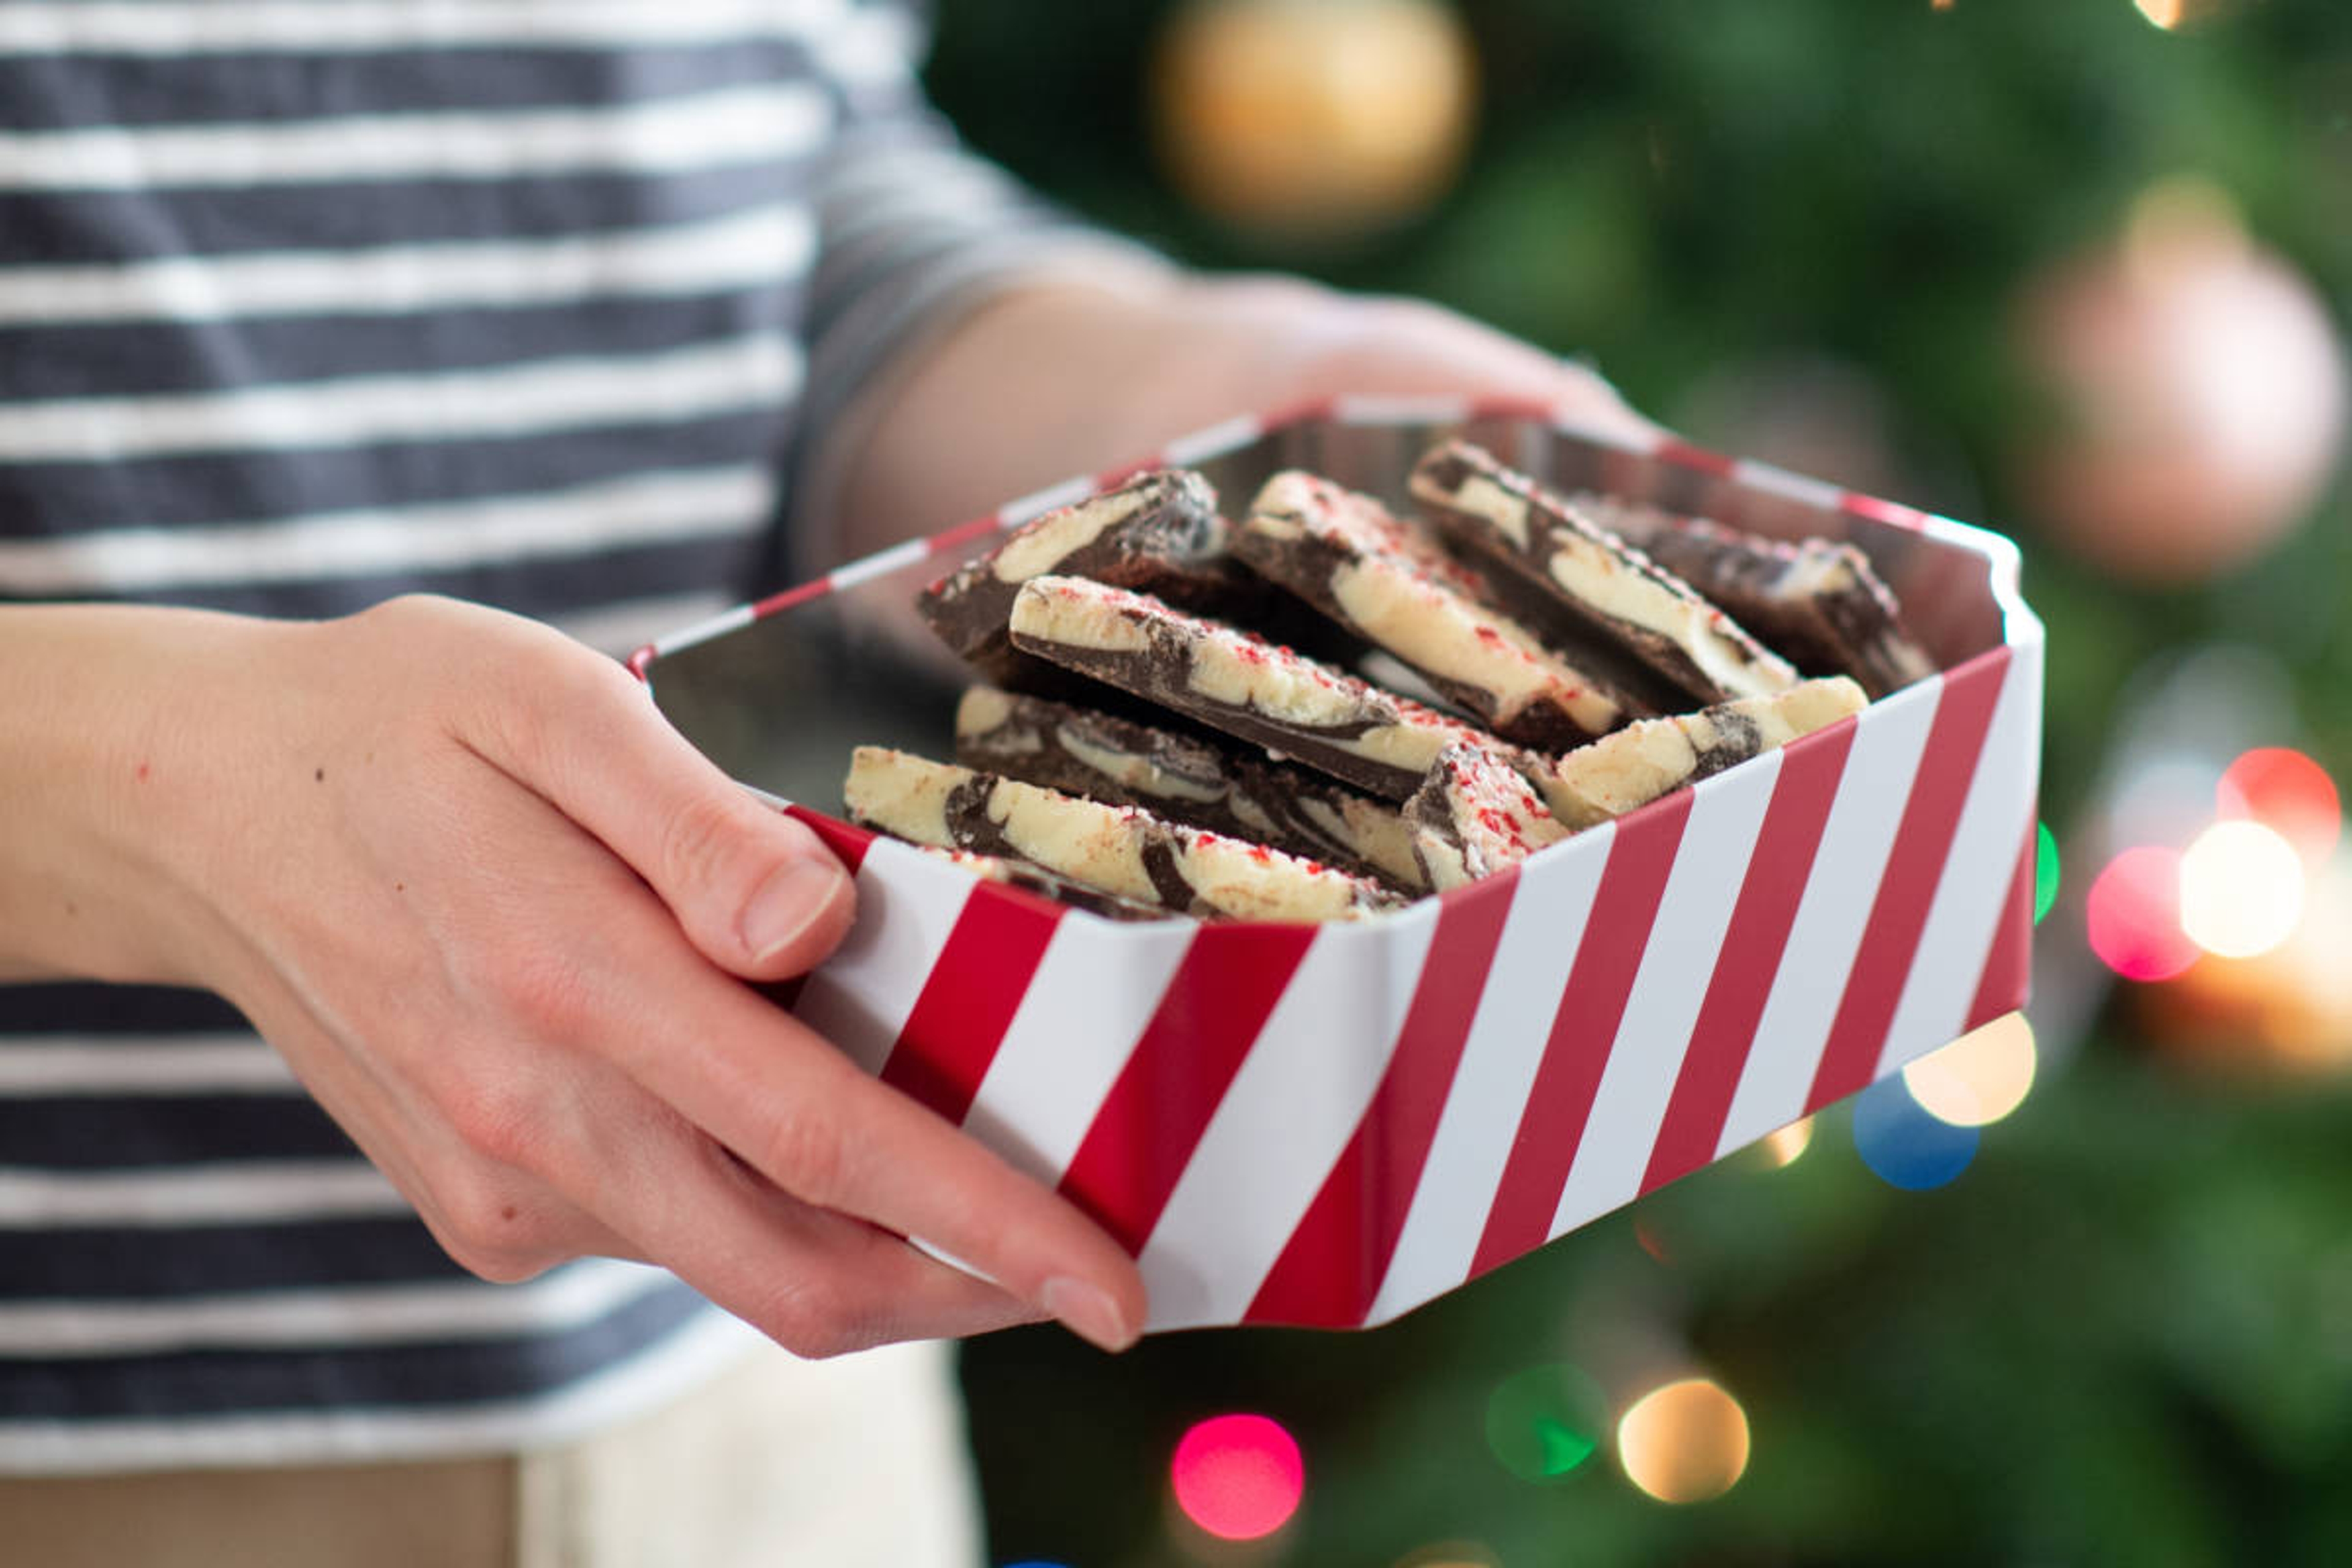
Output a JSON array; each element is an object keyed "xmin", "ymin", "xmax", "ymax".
[
  {"xmin": 2217, "ymin": 747, "xmax": 2341, "ymax": 864},
  {"xmin": 2179, "ymin": 818, "xmax": 2305, "ymax": 959},
  {"xmin": 1758, "ymin": 1117, "xmax": 1815, "ymax": 1167},
  {"xmin": 1170, "ymin": 1414, "xmax": 1304, "ymax": 1542},
  {"xmin": 2035, "ymin": 821, "xmax": 2060, "ymax": 924},
  {"xmin": 1902, "ymin": 1012, "xmax": 2036, "ymax": 1127},
  {"xmin": 1484, "ymin": 1363, "xmax": 1606, "ymax": 1483},
  {"xmin": 2086, "ymin": 845, "xmax": 2200, "ymax": 981},
  {"xmin": 1852, "ymin": 1075, "xmax": 1979, "ymax": 1190},
  {"xmin": 1616, "ymin": 1379, "xmax": 1751, "ymax": 1504}
]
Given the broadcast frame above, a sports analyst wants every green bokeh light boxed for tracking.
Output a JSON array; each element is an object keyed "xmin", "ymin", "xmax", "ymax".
[
  {"xmin": 2035, "ymin": 821, "xmax": 2060, "ymax": 924},
  {"xmin": 1483, "ymin": 1363, "xmax": 1605, "ymax": 1483}
]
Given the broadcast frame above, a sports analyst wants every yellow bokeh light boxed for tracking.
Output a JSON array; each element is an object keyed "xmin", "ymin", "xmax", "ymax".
[
  {"xmin": 2180, "ymin": 818, "xmax": 2306, "ymax": 959},
  {"xmin": 1902, "ymin": 1012, "xmax": 2036, "ymax": 1127},
  {"xmin": 1616, "ymin": 1379, "xmax": 1750, "ymax": 1504},
  {"xmin": 2135, "ymin": 0, "xmax": 2184, "ymax": 28},
  {"xmin": 1758, "ymin": 1117, "xmax": 1814, "ymax": 1167}
]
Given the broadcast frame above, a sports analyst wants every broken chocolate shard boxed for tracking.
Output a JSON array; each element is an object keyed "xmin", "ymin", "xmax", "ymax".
[
  {"xmin": 1529, "ymin": 676, "xmax": 1868, "ymax": 830},
  {"xmin": 1005, "ymin": 573, "xmax": 1527, "ymax": 804},
  {"xmin": 844, "ymin": 745, "xmax": 1402, "ymax": 922},
  {"xmin": 1234, "ymin": 470, "xmax": 1641, "ymax": 748},
  {"xmin": 1404, "ymin": 742, "xmax": 1572, "ymax": 891},
  {"xmin": 1409, "ymin": 440, "xmax": 1801, "ymax": 707},
  {"xmin": 914, "ymin": 468, "xmax": 1242, "ymax": 679},
  {"xmin": 917, "ymin": 845, "xmax": 1169, "ymax": 921},
  {"xmin": 954, "ymin": 685, "xmax": 1427, "ymax": 892},
  {"xmin": 1563, "ymin": 491, "xmax": 1937, "ymax": 698}
]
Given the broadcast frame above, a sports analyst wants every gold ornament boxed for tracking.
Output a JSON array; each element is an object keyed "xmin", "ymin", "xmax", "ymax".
[{"xmin": 1152, "ymin": 0, "xmax": 1477, "ymax": 242}]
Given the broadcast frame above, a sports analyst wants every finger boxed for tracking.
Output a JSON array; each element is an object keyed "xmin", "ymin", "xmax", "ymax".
[
  {"xmin": 1318, "ymin": 300, "xmax": 1665, "ymax": 442},
  {"xmin": 595, "ymin": 1127, "xmax": 1050, "ymax": 1354},
  {"xmin": 456, "ymin": 634, "xmax": 857, "ymax": 984},
  {"xmin": 582, "ymin": 915, "xmax": 1147, "ymax": 1352}
]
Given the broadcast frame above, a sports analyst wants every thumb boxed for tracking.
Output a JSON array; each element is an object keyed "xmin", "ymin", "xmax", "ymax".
[{"xmin": 472, "ymin": 641, "xmax": 858, "ymax": 982}]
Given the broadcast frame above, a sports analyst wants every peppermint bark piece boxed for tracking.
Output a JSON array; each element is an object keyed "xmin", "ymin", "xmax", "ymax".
[
  {"xmin": 1529, "ymin": 676, "xmax": 1867, "ymax": 830},
  {"xmin": 914, "ymin": 468, "xmax": 1238, "ymax": 677},
  {"xmin": 844, "ymin": 747, "xmax": 1401, "ymax": 922},
  {"xmin": 1562, "ymin": 492, "xmax": 1936, "ymax": 698},
  {"xmin": 1409, "ymin": 441, "xmax": 1800, "ymax": 706},
  {"xmin": 1405, "ymin": 743, "xmax": 1572, "ymax": 892},
  {"xmin": 1005, "ymin": 574, "xmax": 1522, "ymax": 803},
  {"xmin": 954, "ymin": 685, "xmax": 1425, "ymax": 892},
  {"xmin": 917, "ymin": 845, "xmax": 1168, "ymax": 921},
  {"xmin": 1234, "ymin": 470, "xmax": 1639, "ymax": 749}
]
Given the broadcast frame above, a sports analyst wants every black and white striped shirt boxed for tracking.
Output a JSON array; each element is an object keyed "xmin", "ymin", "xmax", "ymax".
[{"xmin": 0, "ymin": 0, "xmax": 1109, "ymax": 1472}]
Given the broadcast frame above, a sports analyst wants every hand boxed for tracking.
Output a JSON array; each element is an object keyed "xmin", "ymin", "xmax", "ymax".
[
  {"xmin": 0, "ymin": 597, "xmax": 1144, "ymax": 1355},
  {"xmin": 826, "ymin": 260, "xmax": 1660, "ymax": 562}
]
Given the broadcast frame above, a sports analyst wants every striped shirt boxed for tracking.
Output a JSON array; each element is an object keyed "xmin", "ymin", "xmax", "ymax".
[{"xmin": 0, "ymin": 0, "xmax": 1118, "ymax": 1472}]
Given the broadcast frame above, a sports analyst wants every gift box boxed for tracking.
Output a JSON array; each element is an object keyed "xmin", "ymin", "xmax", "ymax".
[{"xmin": 631, "ymin": 399, "xmax": 2043, "ymax": 1333}]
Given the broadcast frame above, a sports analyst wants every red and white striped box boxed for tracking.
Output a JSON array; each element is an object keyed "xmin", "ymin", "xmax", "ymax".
[{"xmin": 633, "ymin": 400, "xmax": 2043, "ymax": 1333}]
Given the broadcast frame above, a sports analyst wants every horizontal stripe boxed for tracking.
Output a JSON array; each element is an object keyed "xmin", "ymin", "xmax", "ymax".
[
  {"xmin": 5, "ymin": 530, "xmax": 770, "ymax": 631},
  {"xmin": 0, "ymin": 1257, "xmax": 669, "ymax": 1358},
  {"xmin": 0, "ymin": 162, "xmax": 810, "ymax": 268},
  {"xmin": 0, "ymin": 203, "xmax": 814, "ymax": 325},
  {"xmin": 0, "ymin": 1268, "xmax": 706, "ymax": 1420},
  {"xmin": 0, "ymin": 1, "xmax": 911, "ymax": 62},
  {"xmin": 0, "ymin": 983, "xmax": 247, "ymax": 1035},
  {"xmin": 0, "ymin": 81, "xmax": 832, "ymax": 192},
  {"xmin": 0, "ymin": 464, "xmax": 772, "ymax": 594},
  {"xmin": 0, "ymin": 1161, "xmax": 405, "ymax": 1227},
  {"xmin": 0, "ymin": 405, "xmax": 782, "ymax": 540},
  {"xmin": 0, "ymin": 333, "xmax": 801, "ymax": 462},
  {"xmin": 0, "ymin": 1037, "xmax": 292, "ymax": 1096},
  {"xmin": 0, "ymin": 1095, "xmax": 353, "ymax": 1172},
  {"xmin": 0, "ymin": 1216, "xmax": 465, "ymax": 1301},
  {"xmin": 0, "ymin": 1300, "xmax": 758, "ymax": 1474}
]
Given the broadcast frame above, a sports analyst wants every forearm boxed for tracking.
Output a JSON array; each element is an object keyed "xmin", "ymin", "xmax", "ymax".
[{"xmin": 0, "ymin": 602, "xmax": 277, "ymax": 986}]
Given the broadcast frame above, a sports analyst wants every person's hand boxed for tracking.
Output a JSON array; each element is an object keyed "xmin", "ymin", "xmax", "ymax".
[
  {"xmin": 827, "ymin": 261, "xmax": 1661, "ymax": 563},
  {"xmin": 0, "ymin": 597, "xmax": 1145, "ymax": 1355}
]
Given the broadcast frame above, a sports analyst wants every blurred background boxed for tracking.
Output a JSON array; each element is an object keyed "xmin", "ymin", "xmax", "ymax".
[{"xmin": 924, "ymin": 2, "xmax": 2352, "ymax": 1562}]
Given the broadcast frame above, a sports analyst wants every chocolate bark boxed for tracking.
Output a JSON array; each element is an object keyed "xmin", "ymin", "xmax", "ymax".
[
  {"xmin": 954, "ymin": 685, "xmax": 1425, "ymax": 892},
  {"xmin": 1004, "ymin": 573, "xmax": 1525, "ymax": 804},
  {"xmin": 918, "ymin": 845, "xmax": 1169, "ymax": 921},
  {"xmin": 1234, "ymin": 470, "xmax": 1640, "ymax": 749},
  {"xmin": 1529, "ymin": 676, "xmax": 1867, "ymax": 830},
  {"xmin": 914, "ymin": 468, "xmax": 1242, "ymax": 679},
  {"xmin": 845, "ymin": 746, "xmax": 1401, "ymax": 922},
  {"xmin": 1562, "ymin": 492, "xmax": 1937, "ymax": 698},
  {"xmin": 1408, "ymin": 441, "xmax": 1800, "ymax": 707},
  {"xmin": 1404, "ymin": 743, "xmax": 1572, "ymax": 891}
]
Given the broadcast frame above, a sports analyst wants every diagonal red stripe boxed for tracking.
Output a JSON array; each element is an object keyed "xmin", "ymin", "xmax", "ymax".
[
  {"xmin": 1469, "ymin": 791, "xmax": 1695, "ymax": 1279},
  {"xmin": 1057, "ymin": 923, "xmax": 1319, "ymax": 1254},
  {"xmin": 878, "ymin": 886, "xmax": 1065, "ymax": 1126},
  {"xmin": 1804, "ymin": 649, "xmax": 2013, "ymax": 1111},
  {"xmin": 1964, "ymin": 824, "xmax": 2038, "ymax": 1033},
  {"xmin": 1243, "ymin": 875, "xmax": 1520, "ymax": 1327},
  {"xmin": 1639, "ymin": 722, "xmax": 1858, "ymax": 1195}
]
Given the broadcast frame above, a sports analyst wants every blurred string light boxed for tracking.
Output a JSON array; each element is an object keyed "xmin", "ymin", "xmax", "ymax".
[
  {"xmin": 2086, "ymin": 845, "xmax": 2200, "ymax": 981},
  {"xmin": 1170, "ymin": 1413, "xmax": 1304, "ymax": 1542},
  {"xmin": 1615, "ymin": 1379, "xmax": 1750, "ymax": 1504},
  {"xmin": 1758, "ymin": 1116, "xmax": 1814, "ymax": 1167},
  {"xmin": 2217, "ymin": 747, "xmax": 2340, "ymax": 863},
  {"xmin": 1390, "ymin": 1547, "xmax": 1499, "ymax": 1568},
  {"xmin": 2179, "ymin": 819, "xmax": 2304, "ymax": 959},
  {"xmin": 1852, "ymin": 1075, "xmax": 1978, "ymax": 1189},
  {"xmin": 2036, "ymin": 821, "xmax": 2061, "ymax": 924},
  {"xmin": 1902, "ymin": 1012, "xmax": 2036, "ymax": 1127},
  {"xmin": 1484, "ymin": 1363, "xmax": 1606, "ymax": 1484}
]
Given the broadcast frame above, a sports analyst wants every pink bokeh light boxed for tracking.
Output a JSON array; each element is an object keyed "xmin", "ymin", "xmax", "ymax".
[
  {"xmin": 1170, "ymin": 1413, "xmax": 1305, "ymax": 1541},
  {"xmin": 2086, "ymin": 845, "xmax": 2200, "ymax": 981}
]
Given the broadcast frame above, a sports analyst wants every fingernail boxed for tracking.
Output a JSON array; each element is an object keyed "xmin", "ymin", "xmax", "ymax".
[
  {"xmin": 739, "ymin": 858, "xmax": 846, "ymax": 963},
  {"xmin": 1042, "ymin": 1276, "xmax": 1136, "ymax": 1354}
]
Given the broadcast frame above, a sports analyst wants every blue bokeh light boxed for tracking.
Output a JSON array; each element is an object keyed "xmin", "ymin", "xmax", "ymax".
[{"xmin": 1852, "ymin": 1076, "xmax": 1979, "ymax": 1190}]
